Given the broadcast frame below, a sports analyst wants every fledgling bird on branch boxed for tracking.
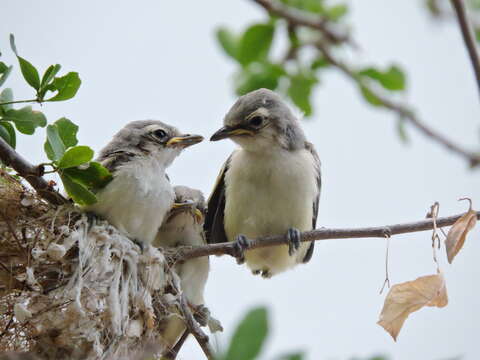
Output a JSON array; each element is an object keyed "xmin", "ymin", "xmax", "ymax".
[
  {"xmin": 205, "ymin": 88, "xmax": 321, "ymax": 278},
  {"xmin": 86, "ymin": 120, "xmax": 203, "ymax": 247},
  {"xmin": 154, "ymin": 185, "xmax": 210, "ymax": 354}
]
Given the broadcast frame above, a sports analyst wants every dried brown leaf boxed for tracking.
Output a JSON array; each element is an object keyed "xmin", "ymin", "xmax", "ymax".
[
  {"xmin": 377, "ymin": 273, "xmax": 448, "ymax": 341},
  {"xmin": 445, "ymin": 209, "xmax": 477, "ymax": 264}
]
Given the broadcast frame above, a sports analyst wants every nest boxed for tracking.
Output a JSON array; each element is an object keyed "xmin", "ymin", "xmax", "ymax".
[{"xmin": 0, "ymin": 170, "xmax": 209, "ymax": 359}]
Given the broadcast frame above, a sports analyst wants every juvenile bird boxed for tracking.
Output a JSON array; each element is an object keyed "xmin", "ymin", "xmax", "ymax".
[
  {"xmin": 86, "ymin": 120, "xmax": 203, "ymax": 247},
  {"xmin": 205, "ymin": 89, "xmax": 321, "ymax": 278},
  {"xmin": 154, "ymin": 186, "xmax": 209, "ymax": 354}
]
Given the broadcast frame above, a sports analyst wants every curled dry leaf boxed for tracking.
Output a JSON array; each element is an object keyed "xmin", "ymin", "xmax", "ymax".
[
  {"xmin": 445, "ymin": 209, "xmax": 477, "ymax": 264},
  {"xmin": 377, "ymin": 273, "xmax": 448, "ymax": 341}
]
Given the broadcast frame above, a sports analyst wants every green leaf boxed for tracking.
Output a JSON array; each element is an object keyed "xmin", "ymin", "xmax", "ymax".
[
  {"xmin": 2, "ymin": 106, "xmax": 47, "ymax": 134},
  {"xmin": 224, "ymin": 307, "xmax": 268, "ymax": 360},
  {"xmin": 288, "ymin": 71, "xmax": 318, "ymax": 116},
  {"xmin": 237, "ymin": 23, "xmax": 275, "ymax": 66},
  {"xmin": 235, "ymin": 62, "xmax": 285, "ymax": 95},
  {"xmin": 45, "ymin": 124, "xmax": 66, "ymax": 161},
  {"xmin": 39, "ymin": 64, "xmax": 62, "ymax": 99},
  {"xmin": 325, "ymin": 3, "xmax": 348, "ymax": 21},
  {"xmin": 359, "ymin": 65, "xmax": 406, "ymax": 91},
  {"xmin": 60, "ymin": 172, "xmax": 97, "ymax": 206},
  {"xmin": 10, "ymin": 34, "xmax": 41, "ymax": 91},
  {"xmin": 0, "ymin": 64, "xmax": 13, "ymax": 88},
  {"xmin": 47, "ymin": 72, "xmax": 81, "ymax": 101},
  {"xmin": 216, "ymin": 27, "xmax": 239, "ymax": 60},
  {"xmin": 0, "ymin": 121, "xmax": 16, "ymax": 148},
  {"xmin": 57, "ymin": 146, "xmax": 94, "ymax": 169},
  {"xmin": 359, "ymin": 85, "xmax": 383, "ymax": 107},
  {"xmin": 311, "ymin": 57, "xmax": 329, "ymax": 70},
  {"xmin": 54, "ymin": 117, "xmax": 79, "ymax": 148},
  {"xmin": 0, "ymin": 88, "xmax": 13, "ymax": 111},
  {"xmin": 62, "ymin": 162, "xmax": 112, "ymax": 190}
]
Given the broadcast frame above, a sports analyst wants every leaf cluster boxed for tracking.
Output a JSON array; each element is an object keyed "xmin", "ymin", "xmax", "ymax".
[{"xmin": 0, "ymin": 34, "xmax": 111, "ymax": 205}]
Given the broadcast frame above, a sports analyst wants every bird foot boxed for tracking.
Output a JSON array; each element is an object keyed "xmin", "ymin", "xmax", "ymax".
[
  {"xmin": 85, "ymin": 211, "xmax": 98, "ymax": 232},
  {"xmin": 132, "ymin": 238, "xmax": 144, "ymax": 252},
  {"xmin": 261, "ymin": 270, "xmax": 272, "ymax": 279},
  {"xmin": 287, "ymin": 227, "xmax": 301, "ymax": 256},
  {"xmin": 192, "ymin": 304, "xmax": 210, "ymax": 327},
  {"xmin": 252, "ymin": 269, "xmax": 261, "ymax": 276},
  {"xmin": 233, "ymin": 234, "xmax": 251, "ymax": 264}
]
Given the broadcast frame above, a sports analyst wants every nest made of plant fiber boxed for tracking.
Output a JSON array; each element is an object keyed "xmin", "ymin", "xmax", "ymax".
[{"xmin": 0, "ymin": 170, "xmax": 196, "ymax": 360}]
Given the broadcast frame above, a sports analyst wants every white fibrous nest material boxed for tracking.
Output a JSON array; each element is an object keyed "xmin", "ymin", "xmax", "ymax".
[{"xmin": 0, "ymin": 171, "xmax": 190, "ymax": 359}]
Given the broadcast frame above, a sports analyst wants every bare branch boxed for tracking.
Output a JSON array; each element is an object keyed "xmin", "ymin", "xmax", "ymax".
[
  {"xmin": 0, "ymin": 137, "xmax": 67, "ymax": 205},
  {"xmin": 173, "ymin": 210, "xmax": 480, "ymax": 262},
  {"xmin": 314, "ymin": 43, "xmax": 480, "ymax": 168},
  {"xmin": 451, "ymin": 0, "xmax": 480, "ymax": 98},
  {"xmin": 252, "ymin": 0, "xmax": 351, "ymax": 44}
]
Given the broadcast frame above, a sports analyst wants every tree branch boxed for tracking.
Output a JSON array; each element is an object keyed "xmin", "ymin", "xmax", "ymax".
[
  {"xmin": 172, "ymin": 210, "xmax": 480, "ymax": 262},
  {"xmin": 451, "ymin": 0, "xmax": 480, "ymax": 98},
  {"xmin": 252, "ymin": 0, "xmax": 351, "ymax": 44},
  {"xmin": 0, "ymin": 137, "xmax": 67, "ymax": 205},
  {"xmin": 314, "ymin": 42, "xmax": 480, "ymax": 168}
]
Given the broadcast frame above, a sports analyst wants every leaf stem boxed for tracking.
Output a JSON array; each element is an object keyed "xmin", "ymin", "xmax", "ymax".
[{"xmin": 0, "ymin": 99, "xmax": 40, "ymax": 106}]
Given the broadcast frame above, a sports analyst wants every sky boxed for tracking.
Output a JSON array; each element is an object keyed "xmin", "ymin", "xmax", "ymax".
[{"xmin": 1, "ymin": 0, "xmax": 480, "ymax": 359}]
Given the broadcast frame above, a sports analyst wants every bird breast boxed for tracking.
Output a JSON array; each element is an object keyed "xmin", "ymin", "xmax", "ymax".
[{"xmin": 87, "ymin": 156, "xmax": 174, "ymax": 245}]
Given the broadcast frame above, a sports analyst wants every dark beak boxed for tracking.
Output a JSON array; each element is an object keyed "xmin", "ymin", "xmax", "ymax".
[
  {"xmin": 166, "ymin": 134, "xmax": 204, "ymax": 148},
  {"xmin": 210, "ymin": 126, "xmax": 255, "ymax": 141}
]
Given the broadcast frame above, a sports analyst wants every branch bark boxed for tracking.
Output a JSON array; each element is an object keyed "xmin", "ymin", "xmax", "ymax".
[
  {"xmin": 451, "ymin": 0, "xmax": 480, "ymax": 98},
  {"xmin": 0, "ymin": 137, "xmax": 67, "ymax": 205},
  {"xmin": 172, "ymin": 211, "xmax": 480, "ymax": 262},
  {"xmin": 252, "ymin": 0, "xmax": 351, "ymax": 44}
]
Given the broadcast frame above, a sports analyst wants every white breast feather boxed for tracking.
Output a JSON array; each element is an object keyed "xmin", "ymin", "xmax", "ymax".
[
  {"xmin": 87, "ymin": 156, "xmax": 174, "ymax": 245},
  {"xmin": 224, "ymin": 148, "xmax": 318, "ymax": 275}
]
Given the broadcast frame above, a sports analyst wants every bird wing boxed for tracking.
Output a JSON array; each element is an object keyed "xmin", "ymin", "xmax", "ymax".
[
  {"xmin": 203, "ymin": 153, "xmax": 233, "ymax": 244},
  {"xmin": 302, "ymin": 141, "xmax": 322, "ymax": 263},
  {"xmin": 98, "ymin": 150, "xmax": 136, "ymax": 173}
]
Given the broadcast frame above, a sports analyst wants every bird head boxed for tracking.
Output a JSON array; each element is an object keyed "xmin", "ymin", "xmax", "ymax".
[
  {"xmin": 167, "ymin": 185, "xmax": 206, "ymax": 225},
  {"xmin": 210, "ymin": 88, "xmax": 306, "ymax": 152},
  {"xmin": 98, "ymin": 120, "xmax": 203, "ymax": 168}
]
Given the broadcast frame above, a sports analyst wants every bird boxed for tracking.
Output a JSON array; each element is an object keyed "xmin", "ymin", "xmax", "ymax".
[
  {"xmin": 154, "ymin": 185, "xmax": 210, "ymax": 355},
  {"xmin": 204, "ymin": 88, "xmax": 321, "ymax": 278},
  {"xmin": 86, "ymin": 120, "xmax": 203, "ymax": 247}
]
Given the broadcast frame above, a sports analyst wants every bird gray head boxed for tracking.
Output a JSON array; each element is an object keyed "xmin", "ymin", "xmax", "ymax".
[
  {"xmin": 166, "ymin": 185, "xmax": 206, "ymax": 224},
  {"xmin": 97, "ymin": 120, "xmax": 203, "ymax": 170},
  {"xmin": 210, "ymin": 88, "xmax": 306, "ymax": 151}
]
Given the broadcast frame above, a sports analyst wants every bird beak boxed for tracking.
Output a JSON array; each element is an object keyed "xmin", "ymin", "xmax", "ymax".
[
  {"xmin": 166, "ymin": 134, "xmax": 204, "ymax": 148},
  {"xmin": 210, "ymin": 126, "xmax": 255, "ymax": 141},
  {"xmin": 169, "ymin": 201, "xmax": 203, "ymax": 223}
]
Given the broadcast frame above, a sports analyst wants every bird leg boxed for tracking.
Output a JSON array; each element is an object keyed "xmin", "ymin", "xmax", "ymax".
[
  {"xmin": 286, "ymin": 227, "xmax": 301, "ymax": 256},
  {"xmin": 85, "ymin": 211, "xmax": 98, "ymax": 232},
  {"xmin": 232, "ymin": 234, "xmax": 251, "ymax": 264},
  {"xmin": 261, "ymin": 270, "xmax": 272, "ymax": 279},
  {"xmin": 191, "ymin": 304, "xmax": 210, "ymax": 327}
]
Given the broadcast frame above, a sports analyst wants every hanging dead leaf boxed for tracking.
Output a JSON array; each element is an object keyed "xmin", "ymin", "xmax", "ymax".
[
  {"xmin": 445, "ymin": 209, "xmax": 477, "ymax": 264},
  {"xmin": 377, "ymin": 273, "xmax": 448, "ymax": 341}
]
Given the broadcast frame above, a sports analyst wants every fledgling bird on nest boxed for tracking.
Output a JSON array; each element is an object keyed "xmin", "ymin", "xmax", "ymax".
[
  {"xmin": 154, "ymin": 185, "xmax": 210, "ymax": 355},
  {"xmin": 205, "ymin": 88, "xmax": 321, "ymax": 278},
  {"xmin": 86, "ymin": 120, "xmax": 203, "ymax": 247}
]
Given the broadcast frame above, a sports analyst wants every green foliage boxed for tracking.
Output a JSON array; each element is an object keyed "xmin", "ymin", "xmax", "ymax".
[
  {"xmin": 0, "ymin": 35, "xmax": 110, "ymax": 206},
  {"xmin": 235, "ymin": 62, "xmax": 285, "ymax": 95},
  {"xmin": 223, "ymin": 307, "xmax": 269, "ymax": 360},
  {"xmin": 237, "ymin": 23, "xmax": 275, "ymax": 66},
  {"xmin": 288, "ymin": 71, "xmax": 318, "ymax": 116},
  {"xmin": 216, "ymin": 27, "xmax": 239, "ymax": 60},
  {"xmin": 358, "ymin": 65, "xmax": 406, "ymax": 91}
]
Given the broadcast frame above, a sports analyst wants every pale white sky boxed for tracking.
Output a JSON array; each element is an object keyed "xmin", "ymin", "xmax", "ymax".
[{"xmin": 1, "ymin": 1, "xmax": 479, "ymax": 359}]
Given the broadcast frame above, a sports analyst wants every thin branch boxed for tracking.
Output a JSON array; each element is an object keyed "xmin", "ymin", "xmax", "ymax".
[
  {"xmin": 173, "ymin": 211, "xmax": 480, "ymax": 262},
  {"xmin": 315, "ymin": 42, "xmax": 480, "ymax": 168},
  {"xmin": 0, "ymin": 137, "xmax": 67, "ymax": 205},
  {"xmin": 252, "ymin": 0, "xmax": 351, "ymax": 44},
  {"xmin": 0, "ymin": 99, "xmax": 39, "ymax": 106},
  {"xmin": 451, "ymin": 0, "xmax": 480, "ymax": 98},
  {"xmin": 176, "ymin": 286, "xmax": 214, "ymax": 359}
]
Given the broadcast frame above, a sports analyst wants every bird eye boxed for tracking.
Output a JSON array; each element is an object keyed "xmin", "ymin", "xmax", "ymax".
[
  {"xmin": 249, "ymin": 115, "xmax": 264, "ymax": 127},
  {"xmin": 153, "ymin": 129, "xmax": 167, "ymax": 139}
]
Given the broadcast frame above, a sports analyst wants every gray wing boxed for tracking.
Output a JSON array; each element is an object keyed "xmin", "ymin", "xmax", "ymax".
[
  {"xmin": 204, "ymin": 155, "xmax": 232, "ymax": 244},
  {"xmin": 302, "ymin": 141, "xmax": 321, "ymax": 263}
]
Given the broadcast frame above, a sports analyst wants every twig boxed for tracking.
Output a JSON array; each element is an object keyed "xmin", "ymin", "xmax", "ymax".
[
  {"xmin": 174, "ymin": 210, "xmax": 480, "ymax": 262},
  {"xmin": 0, "ymin": 137, "xmax": 67, "ymax": 205},
  {"xmin": 315, "ymin": 43, "xmax": 480, "ymax": 167},
  {"xmin": 175, "ymin": 285, "xmax": 214, "ymax": 359},
  {"xmin": 0, "ymin": 99, "xmax": 39, "ymax": 106},
  {"xmin": 252, "ymin": 0, "xmax": 351, "ymax": 44},
  {"xmin": 379, "ymin": 234, "xmax": 391, "ymax": 294},
  {"xmin": 451, "ymin": 0, "xmax": 480, "ymax": 98}
]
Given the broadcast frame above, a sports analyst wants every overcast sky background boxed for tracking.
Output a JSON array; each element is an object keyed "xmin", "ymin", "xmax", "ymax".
[{"xmin": 2, "ymin": 1, "xmax": 480, "ymax": 359}]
